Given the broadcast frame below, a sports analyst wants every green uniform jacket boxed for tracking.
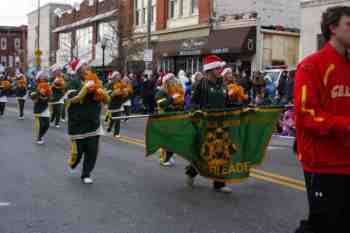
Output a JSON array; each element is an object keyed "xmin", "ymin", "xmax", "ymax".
[
  {"xmin": 155, "ymin": 88, "xmax": 184, "ymax": 112},
  {"xmin": 66, "ymin": 78, "xmax": 102, "ymax": 140}
]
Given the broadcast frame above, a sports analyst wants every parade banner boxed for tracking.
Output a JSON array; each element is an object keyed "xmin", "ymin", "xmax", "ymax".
[{"xmin": 146, "ymin": 107, "xmax": 283, "ymax": 183}]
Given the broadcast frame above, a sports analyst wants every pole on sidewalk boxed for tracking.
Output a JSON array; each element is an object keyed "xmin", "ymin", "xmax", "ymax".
[{"xmin": 146, "ymin": 0, "xmax": 152, "ymax": 75}]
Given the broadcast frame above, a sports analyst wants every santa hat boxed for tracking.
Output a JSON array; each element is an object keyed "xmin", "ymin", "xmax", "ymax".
[
  {"xmin": 111, "ymin": 71, "xmax": 121, "ymax": 80},
  {"xmin": 221, "ymin": 67, "xmax": 232, "ymax": 76},
  {"xmin": 70, "ymin": 58, "xmax": 86, "ymax": 73},
  {"xmin": 203, "ymin": 55, "xmax": 226, "ymax": 72}
]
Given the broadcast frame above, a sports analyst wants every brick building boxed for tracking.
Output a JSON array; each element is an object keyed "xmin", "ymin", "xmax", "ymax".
[
  {"xmin": 0, "ymin": 25, "xmax": 28, "ymax": 75},
  {"xmin": 52, "ymin": 0, "xmax": 300, "ymax": 74},
  {"xmin": 53, "ymin": 0, "xmax": 127, "ymax": 70}
]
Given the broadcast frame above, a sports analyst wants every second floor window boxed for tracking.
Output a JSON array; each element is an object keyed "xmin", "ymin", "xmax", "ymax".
[
  {"xmin": 191, "ymin": 0, "xmax": 198, "ymax": 14},
  {"xmin": 1, "ymin": 38, "xmax": 6, "ymax": 50},
  {"xmin": 169, "ymin": 0, "xmax": 177, "ymax": 19}
]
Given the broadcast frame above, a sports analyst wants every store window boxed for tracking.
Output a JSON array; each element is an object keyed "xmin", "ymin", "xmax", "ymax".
[
  {"xmin": 8, "ymin": 56, "xmax": 13, "ymax": 67},
  {"xmin": 1, "ymin": 56, "xmax": 6, "ymax": 65},
  {"xmin": 14, "ymin": 38, "xmax": 21, "ymax": 50},
  {"xmin": 76, "ymin": 26, "xmax": 93, "ymax": 61}
]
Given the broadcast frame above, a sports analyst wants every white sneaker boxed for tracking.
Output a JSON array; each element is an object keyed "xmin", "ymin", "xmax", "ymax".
[
  {"xmin": 82, "ymin": 177, "xmax": 93, "ymax": 184},
  {"xmin": 216, "ymin": 187, "xmax": 233, "ymax": 193},
  {"xmin": 55, "ymin": 125, "xmax": 61, "ymax": 128},
  {"xmin": 61, "ymin": 119, "xmax": 66, "ymax": 123},
  {"xmin": 114, "ymin": 134, "xmax": 121, "ymax": 139},
  {"xmin": 161, "ymin": 161, "xmax": 172, "ymax": 167},
  {"xmin": 18, "ymin": 116, "xmax": 24, "ymax": 120},
  {"xmin": 36, "ymin": 140, "xmax": 44, "ymax": 145},
  {"xmin": 186, "ymin": 176, "xmax": 194, "ymax": 187}
]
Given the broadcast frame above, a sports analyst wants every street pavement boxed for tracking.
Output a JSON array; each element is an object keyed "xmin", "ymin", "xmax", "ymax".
[{"xmin": 0, "ymin": 98, "xmax": 307, "ymax": 233}]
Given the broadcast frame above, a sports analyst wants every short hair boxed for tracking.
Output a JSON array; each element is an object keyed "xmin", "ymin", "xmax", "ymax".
[{"xmin": 321, "ymin": 6, "xmax": 350, "ymax": 41}]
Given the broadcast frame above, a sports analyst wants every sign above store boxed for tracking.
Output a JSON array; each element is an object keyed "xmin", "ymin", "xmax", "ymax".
[
  {"xmin": 178, "ymin": 50, "xmax": 201, "ymax": 56},
  {"xmin": 180, "ymin": 39, "xmax": 207, "ymax": 51}
]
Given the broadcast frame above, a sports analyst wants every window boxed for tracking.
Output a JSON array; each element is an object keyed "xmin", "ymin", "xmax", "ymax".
[
  {"xmin": 76, "ymin": 26, "xmax": 93, "ymax": 61},
  {"xmin": 8, "ymin": 56, "xmax": 13, "ymax": 67},
  {"xmin": 98, "ymin": 21, "xmax": 119, "ymax": 62},
  {"xmin": 14, "ymin": 38, "xmax": 21, "ymax": 50},
  {"xmin": 59, "ymin": 32, "xmax": 72, "ymax": 50},
  {"xmin": 191, "ymin": 0, "xmax": 198, "ymax": 14},
  {"xmin": 1, "ymin": 38, "xmax": 7, "ymax": 50},
  {"xmin": 88, "ymin": 0, "xmax": 94, "ymax": 6},
  {"xmin": 142, "ymin": 7, "xmax": 146, "ymax": 25},
  {"xmin": 134, "ymin": 0, "xmax": 142, "ymax": 26},
  {"xmin": 1, "ymin": 56, "xmax": 6, "ymax": 66},
  {"xmin": 151, "ymin": 5, "xmax": 155, "ymax": 24},
  {"xmin": 169, "ymin": 0, "xmax": 177, "ymax": 19}
]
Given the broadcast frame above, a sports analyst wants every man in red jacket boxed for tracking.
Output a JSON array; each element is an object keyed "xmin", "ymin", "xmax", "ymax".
[{"xmin": 295, "ymin": 6, "xmax": 350, "ymax": 233}]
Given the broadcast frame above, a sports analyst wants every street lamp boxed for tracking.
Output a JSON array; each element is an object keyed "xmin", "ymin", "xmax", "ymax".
[{"xmin": 101, "ymin": 37, "xmax": 108, "ymax": 81}]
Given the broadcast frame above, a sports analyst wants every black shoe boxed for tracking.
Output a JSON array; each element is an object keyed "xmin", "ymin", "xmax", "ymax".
[{"xmin": 295, "ymin": 220, "xmax": 314, "ymax": 233}]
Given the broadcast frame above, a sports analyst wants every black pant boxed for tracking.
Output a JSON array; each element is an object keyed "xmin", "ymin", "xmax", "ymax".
[
  {"xmin": 0, "ymin": 102, "xmax": 5, "ymax": 115},
  {"xmin": 107, "ymin": 111, "xmax": 121, "ymax": 136},
  {"xmin": 69, "ymin": 136, "xmax": 100, "ymax": 179},
  {"xmin": 51, "ymin": 104, "xmax": 62, "ymax": 125},
  {"xmin": 295, "ymin": 172, "xmax": 350, "ymax": 233},
  {"xmin": 35, "ymin": 117, "xmax": 50, "ymax": 141},
  {"xmin": 17, "ymin": 99, "xmax": 25, "ymax": 117},
  {"xmin": 186, "ymin": 164, "xmax": 226, "ymax": 189},
  {"xmin": 61, "ymin": 101, "xmax": 66, "ymax": 120},
  {"xmin": 123, "ymin": 105, "xmax": 131, "ymax": 122}
]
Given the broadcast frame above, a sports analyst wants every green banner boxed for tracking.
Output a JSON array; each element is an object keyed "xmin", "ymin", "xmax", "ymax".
[{"xmin": 146, "ymin": 107, "xmax": 283, "ymax": 183}]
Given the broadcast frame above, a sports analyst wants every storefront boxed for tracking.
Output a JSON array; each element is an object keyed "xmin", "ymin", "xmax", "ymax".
[{"xmin": 155, "ymin": 26, "xmax": 256, "ymax": 75}]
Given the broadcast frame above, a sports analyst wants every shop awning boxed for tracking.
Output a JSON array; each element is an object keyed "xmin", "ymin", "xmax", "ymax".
[
  {"xmin": 208, "ymin": 26, "xmax": 256, "ymax": 54},
  {"xmin": 154, "ymin": 37, "xmax": 208, "ymax": 57},
  {"xmin": 154, "ymin": 26, "xmax": 256, "ymax": 58}
]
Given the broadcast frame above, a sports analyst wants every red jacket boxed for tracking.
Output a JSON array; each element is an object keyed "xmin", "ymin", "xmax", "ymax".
[{"xmin": 295, "ymin": 42, "xmax": 350, "ymax": 174}]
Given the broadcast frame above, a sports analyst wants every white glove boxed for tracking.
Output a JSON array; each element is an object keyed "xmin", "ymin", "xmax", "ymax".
[
  {"xmin": 85, "ymin": 80, "xmax": 95, "ymax": 88},
  {"xmin": 172, "ymin": 93, "xmax": 180, "ymax": 99}
]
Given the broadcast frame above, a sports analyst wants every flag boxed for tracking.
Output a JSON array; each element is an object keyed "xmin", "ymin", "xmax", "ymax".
[{"xmin": 146, "ymin": 107, "xmax": 283, "ymax": 183}]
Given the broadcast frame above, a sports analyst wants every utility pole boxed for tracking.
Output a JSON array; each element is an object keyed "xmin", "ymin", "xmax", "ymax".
[
  {"xmin": 35, "ymin": 0, "xmax": 42, "ymax": 71},
  {"xmin": 145, "ymin": 0, "xmax": 153, "ymax": 77}
]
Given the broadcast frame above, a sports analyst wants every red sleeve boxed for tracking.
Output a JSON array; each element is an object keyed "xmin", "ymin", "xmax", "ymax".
[{"xmin": 294, "ymin": 61, "xmax": 350, "ymax": 136}]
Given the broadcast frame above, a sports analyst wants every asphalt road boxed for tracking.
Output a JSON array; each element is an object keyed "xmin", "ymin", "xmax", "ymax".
[{"xmin": 0, "ymin": 98, "xmax": 307, "ymax": 233}]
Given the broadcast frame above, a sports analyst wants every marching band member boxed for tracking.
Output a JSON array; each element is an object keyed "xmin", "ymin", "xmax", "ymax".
[
  {"xmin": 30, "ymin": 71, "xmax": 52, "ymax": 145},
  {"xmin": 155, "ymin": 73, "xmax": 185, "ymax": 167},
  {"xmin": 0, "ymin": 75, "xmax": 11, "ymax": 117},
  {"xmin": 106, "ymin": 71, "xmax": 132, "ymax": 138},
  {"xmin": 50, "ymin": 66, "xmax": 65, "ymax": 128},
  {"xmin": 66, "ymin": 59, "xmax": 109, "ymax": 184},
  {"xmin": 15, "ymin": 73, "xmax": 28, "ymax": 119},
  {"xmin": 222, "ymin": 68, "xmax": 248, "ymax": 107},
  {"xmin": 122, "ymin": 75, "xmax": 133, "ymax": 122},
  {"xmin": 188, "ymin": 55, "xmax": 233, "ymax": 193}
]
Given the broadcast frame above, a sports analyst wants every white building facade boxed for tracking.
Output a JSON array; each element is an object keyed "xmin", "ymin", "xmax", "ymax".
[
  {"xmin": 214, "ymin": 0, "xmax": 301, "ymax": 70},
  {"xmin": 27, "ymin": 3, "xmax": 71, "ymax": 68},
  {"xmin": 300, "ymin": 0, "xmax": 350, "ymax": 60}
]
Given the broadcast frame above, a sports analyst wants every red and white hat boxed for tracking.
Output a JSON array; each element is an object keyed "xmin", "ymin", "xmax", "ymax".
[
  {"xmin": 70, "ymin": 58, "xmax": 86, "ymax": 73},
  {"xmin": 203, "ymin": 55, "xmax": 226, "ymax": 72}
]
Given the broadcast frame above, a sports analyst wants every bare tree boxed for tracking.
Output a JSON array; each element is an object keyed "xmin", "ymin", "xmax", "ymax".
[{"xmin": 110, "ymin": 0, "xmax": 145, "ymax": 73}]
